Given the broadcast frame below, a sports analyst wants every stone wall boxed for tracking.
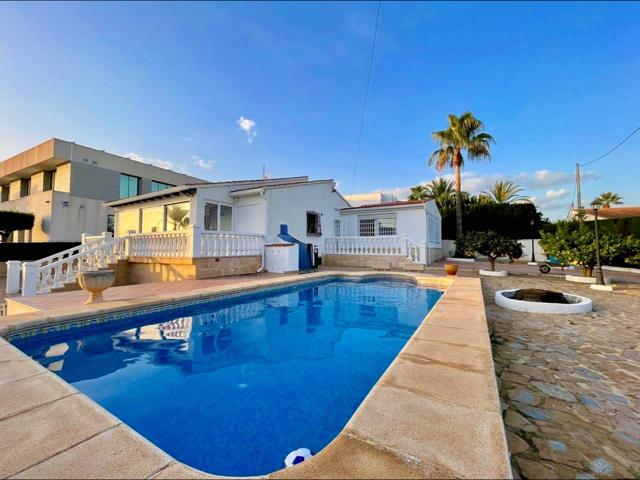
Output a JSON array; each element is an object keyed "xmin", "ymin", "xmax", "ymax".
[
  {"xmin": 126, "ymin": 255, "xmax": 261, "ymax": 284},
  {"xmin": 323, "ymin": 254, "xmax": 425, "ymax": 272}
]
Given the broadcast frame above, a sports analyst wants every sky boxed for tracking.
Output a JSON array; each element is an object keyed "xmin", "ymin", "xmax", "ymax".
[{"xmin": 0, "ymin": 1, "xmax": 639, "ymax": 220}]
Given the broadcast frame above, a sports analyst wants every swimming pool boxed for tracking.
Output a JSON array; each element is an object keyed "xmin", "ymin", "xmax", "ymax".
[{"xmin": 13, "ymin": 278, "xmax": 441, "ymax": 477}]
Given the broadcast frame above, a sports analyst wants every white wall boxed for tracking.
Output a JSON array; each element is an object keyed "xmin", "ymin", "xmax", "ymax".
[
  {"xmin": 265, "ymin": 182, "xmax": 349, "ymax": 255},
  {"xmin": 441, "ymin": 238, "xmax": 546, "ymax": 262},
  {"xmin": 340, "ymin": 206, "xmax": 427, "ymax": 243}
]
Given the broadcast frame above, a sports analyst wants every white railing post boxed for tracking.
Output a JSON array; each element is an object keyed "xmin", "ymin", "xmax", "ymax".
[
  {"xmin": 6, "ymin": 261, "xmax": 21, "ymax": 295},
  {"xmin": 102, "ymin": 231, "xmax": 113, "ymax": 240},
  {"xmin": 188, "ymin": 226, "xmax": 202, "ymax": 258},
  {"xmin": 21, "ymin": 262, "xmax": 39, "ymax": 297}
]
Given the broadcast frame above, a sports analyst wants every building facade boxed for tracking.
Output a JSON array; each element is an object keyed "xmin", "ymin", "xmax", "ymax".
[{"xmin": 0, "ymin": 138, "xmax": 206, "ymax": 242}]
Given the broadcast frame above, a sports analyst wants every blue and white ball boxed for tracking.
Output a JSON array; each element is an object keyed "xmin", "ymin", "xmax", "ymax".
[{"xmin": 284, "ymin": 448, "xmax": 313, "ymax": 467}]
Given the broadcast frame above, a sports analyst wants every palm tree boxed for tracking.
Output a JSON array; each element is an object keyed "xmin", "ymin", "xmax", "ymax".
[
  {"xmin": 424, "ymin": 178, "xmax": 456, "ymax": 211},
  {"xmin": 429, "ymin": 112, "xmax": 494, "ymax": 238},
  {"xmin": 167, "ymin": 205, "xmax": 190, "ymax": 230},
  {"xmin": 594, "ymin": 192, "xmax": 623, "ymax": 208},
  {"xmin": 408, "ymin": 185, "xmax": 428, "ymax": 200},
  {"xmin": 482, "ymin": 180, "xmax": 531, "ymax": 204}
]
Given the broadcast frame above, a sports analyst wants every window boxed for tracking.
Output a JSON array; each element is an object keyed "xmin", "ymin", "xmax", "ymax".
[
  {"xmin": 358, "ymin": 215, "xmax": 396, "ymax": 236},
  {"xmin": 141, "ymin": 205, "xmax": 165, "ymax": 233},
  {"xmin": 1, "ymin": 185, "xmax": 8, "ymax": 202},
  {"xmin": 20, "ymin": 178, "xmax": 31, "ymax": 198},
  {"xmin": 117, "ymin": 209, "xmax": 140, "ymax": 237},
  {"xmin": 120, "ymin": 174, "xmax": 140, "ymax": 198},
  {"xmin": 43, "ymin": 170, "xmax": 56, "ymax": 192},
  {"xmin": 358, "ymin": 218, "xmax": 375, "ymax": 236},
  {"xmin": 378, "ymin": 217, "xmax": 397, "ymax": 236},
  {"xmin": 334, "ymin": 219, "xmax": 341, "ymax": 237},
  {"xmin": 107, "ymin": 214, "xmax": 115, "ymax": 234},
  {"xmin": 428, "ymin": 214, "xmax": 441, "ymax": 247},
  {"xmin": 151, "ymin": 181, "xmax": 173, "ymax": 192},
  {"xmin": 306, "ymin": 212, "xmax": 321, "ymax": 236},
  {"xmin": 166, "ymin": 202, "xmax": 190, "ymax": 231},
  {"xmin": 203, "ymin": 203, "xmax": 233, "ymax": 231},
  {"xmin": 204, "ymin": 203, "xmax": 218, "ymax": 231}
]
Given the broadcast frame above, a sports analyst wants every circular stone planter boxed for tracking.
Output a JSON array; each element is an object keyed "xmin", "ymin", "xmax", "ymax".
[
  {"xmin": 78, "ymin": 270, "xmax": 115, "ymax": 304},
  {"xmin": 566, "ymin": 274, "xmax": 596, "ymax": 284},
  {"xmin": 479, "ymin": 269, "xmax": 508, "ymax": 277},
  {"xmin": 495, "ymin": 289, "xmax": 592, "ymax": 314}
]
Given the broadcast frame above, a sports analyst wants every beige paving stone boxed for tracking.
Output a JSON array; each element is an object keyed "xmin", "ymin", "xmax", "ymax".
[
  {"xmin": 346, "ymin": 385, "xmax": 510, "ymax": 479},
  {"xmin": 271, "ymin": 433, "xmax": 450, "ymax": 479},
  {"xmin": 381, "ymin": 355, "xmax": 500, "ymax": 413},
  {"xmin": 0, "ymin": 373, "xmax": 75, "ymax": 421},
  {"xmin": 150, "ymin": 462, "xmax": 216, "ymax": 479},
  {"xmin": 413, "ymin": 323, "xmax": 491, "ymax": 349},
  {"xmin": 401, "ymin": 336, "xmax": 494, "ymax": 373},
  {"xmin": 13, "ymin": 425, "xmax": 172, "ymax": 479},
  {"xmin": 0, "ymin": 358, "xmax": 46, "ymax": 386},
  {"xmin": 0, "ymin": 395, "xmax": 118, "ymax": 478}
]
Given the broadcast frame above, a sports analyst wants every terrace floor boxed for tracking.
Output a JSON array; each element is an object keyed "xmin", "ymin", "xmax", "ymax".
[{"xmin": 482, "ymin": 275, "xmax": 640, "ymax": 479}]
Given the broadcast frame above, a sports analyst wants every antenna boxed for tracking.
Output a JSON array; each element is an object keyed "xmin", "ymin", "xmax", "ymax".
[{"xmin": 262, "ymin": 163, "xmax": 266, "ymax": 180}]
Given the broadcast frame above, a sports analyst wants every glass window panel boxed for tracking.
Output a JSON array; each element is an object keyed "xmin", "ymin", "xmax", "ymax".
[
  {"xmin": 151, "ymin": 181, "xmax": 173, "ymax": 192},
  {"xmin": 166, "ymin": 202, "xmax": 190, "ymax": 231},
  {"xmin": 220, "ymin": 205, "xmax": 232, "ymax": 231},
  {"xmin": 120, "ymin": 174, "xmax": 140, "ymax": 198},
  {"xmin": 378, "ymin": 217, "xmax": 397, "ymax": 236},
  {"xmin": 141, "ymin": 206, "xmax": 165, "ymax": 233},
  {"xmin": 120, "ymin": 175, "xmax": 128, "ymax": 198},
  {"xmin": 204, "ymin": 203, "xmax": 218, "ymax": 231},
  {"xmin": 359, "ymin": 218, "xmax": 375, "ymax": 236},
  {"xmin": 117, "ymin": 209, "xmax": 140, "ymax": 236},
  {"xmin": 334, "ymin": 219, "xmax": 341, "ymax": 237},
  {"xmin": 306, "ymin": 212, "xmax": 321, "ymax": 235}
]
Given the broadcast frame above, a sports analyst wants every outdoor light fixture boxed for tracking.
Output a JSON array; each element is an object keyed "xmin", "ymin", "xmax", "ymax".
[
  {"xmin": 529, "ymin": 219, "xmax": 536, "ymax": 263},
  {"xmin": 590, "ymin": 201, "xmax": 605, "ymax": 285}
]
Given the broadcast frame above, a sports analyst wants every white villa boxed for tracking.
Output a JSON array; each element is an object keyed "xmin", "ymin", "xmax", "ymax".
[{"xmin": 6, "ymin": 175, "xmax": 442, "ymax": 299}]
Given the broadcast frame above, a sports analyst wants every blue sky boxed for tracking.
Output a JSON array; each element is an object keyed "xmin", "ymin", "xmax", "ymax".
[{"xmin": 1, "ymin": 1, "xmax": 638, "ymax": 219}]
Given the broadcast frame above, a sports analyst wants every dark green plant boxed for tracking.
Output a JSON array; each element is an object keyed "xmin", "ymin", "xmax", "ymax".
[
  {"xmin": 465, "ymin": 231, "xmax": 523, "ymax": 270},
  {"xmin": 0, "ymin": 211, "xmax": 35, "ymax": 243}
]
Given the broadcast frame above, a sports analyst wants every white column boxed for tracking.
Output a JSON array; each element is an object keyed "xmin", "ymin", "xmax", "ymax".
[
  {"xmin": 188, "ymin": 226, "xmax": 202, "ymax": 258},
  {"xmin": 21, "ymin": 262, "xmax": 39, "ymax": 297},
  {"xmin": 6, "ymin": 261, "xmax": 21, "ymax": 295}
]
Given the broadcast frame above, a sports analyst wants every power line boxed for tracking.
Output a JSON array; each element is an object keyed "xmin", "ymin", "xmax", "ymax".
[
  {"xmin": 580, "ymin": 124, "xmax": 640, "ymax": 167},
  {"xmin": 350, "ymin": 0, "xmax": 382, "ymax": 192}
]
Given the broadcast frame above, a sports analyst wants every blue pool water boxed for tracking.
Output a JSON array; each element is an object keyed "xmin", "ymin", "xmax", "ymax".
[{"xmin": 14, "ymin": 278, "xmax": 441, "ymax": 476}]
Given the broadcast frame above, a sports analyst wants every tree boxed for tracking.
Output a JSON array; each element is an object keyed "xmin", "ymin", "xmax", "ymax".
[
  {"xmin": 426, "ymin": 178, "xmax": 456, "ymax": 210},
  {"xmin": 594, "ymin": 192, "xmax": 623, "ymax": 208},
  {"xmin": 408, "ymin": 185, "xmax": 428, "ymax": 201},
  {"xmin": 482, "ymin": 180, "xmax": 530, "ymax": 204},
  {"xmin": 429, "ymin": 112, "xmax": 494, "ymax": 244},
  {"xmin": 0, "ymin": 211, "xmax": 35, "ymax": 243},
  {"xmin": 167, "ymin": 205, "xmax": 190, "ymax": 231},
  {"xmin": 539, "ymin": 221, "xmax": 639, "ymax": 276},
  {"xmin": 465, "ymin": 231, "xmax": 523, "ymax": 271}
]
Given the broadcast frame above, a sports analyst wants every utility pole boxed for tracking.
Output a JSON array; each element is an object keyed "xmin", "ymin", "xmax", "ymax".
[{"xmin": 575, "ymin": 163, "xmax": 582, "ymax": 213}]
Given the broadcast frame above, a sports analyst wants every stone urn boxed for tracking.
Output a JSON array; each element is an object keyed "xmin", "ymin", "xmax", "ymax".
[
  {"xmin": 78, "ymin": 270, "xmax": 115, "ymax": 304},
  {"xmin": 444, "ymin": 263, "xmax": 459, "ymax": 276}
]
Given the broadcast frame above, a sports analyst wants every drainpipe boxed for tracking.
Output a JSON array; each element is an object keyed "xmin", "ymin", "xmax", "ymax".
[{"xmin": 256, "ymin": 190, "xmax": 268, "ymax": 273}]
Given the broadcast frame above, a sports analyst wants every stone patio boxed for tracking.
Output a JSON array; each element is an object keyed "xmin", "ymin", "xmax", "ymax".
[{"xmin": 482, "ymin": 275, "xmax": 640, "ymax": 479}]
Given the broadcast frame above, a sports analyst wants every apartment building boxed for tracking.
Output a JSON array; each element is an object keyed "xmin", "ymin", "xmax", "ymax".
[{"xmin": 0, "ymin": 138, "xmax": 207, "ymax": 242}]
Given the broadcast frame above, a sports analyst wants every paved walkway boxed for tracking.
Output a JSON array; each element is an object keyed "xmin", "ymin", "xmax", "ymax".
[{"xmin": 482, "ymin": 275, "xmax": 640, "ymax": 479}]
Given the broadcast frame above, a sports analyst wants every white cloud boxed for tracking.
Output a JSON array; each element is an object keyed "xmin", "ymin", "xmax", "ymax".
[
  {"xmin": 514, "ymin": 169, "xmax": 599, "ymax": 190},
  {"xmin": 126, "ymin": 152, "xmax": 174, "ymax": 170},
  {"xmin": 183, "ymin": 132, "xmax": 201, "ymax": 142},
  {"xmin": 237, "ymin": 116, "xmax": 257, "ymax": 143},
  {"xmin": 192, "ymin": 155, "xmax": 215, "ymax": 170}
]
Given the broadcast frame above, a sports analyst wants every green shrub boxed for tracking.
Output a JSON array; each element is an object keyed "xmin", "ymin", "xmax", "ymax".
[{"xmin": 464, "ymin": 231, "xmax": 523, "ymax": 270}]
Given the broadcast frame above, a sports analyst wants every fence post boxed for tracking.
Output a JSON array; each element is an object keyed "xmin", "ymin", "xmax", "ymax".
[
  {"xmin": 21, "ymin": 262, "xmax": 39, "ymax": 297},
  {"xmin": 6, "ymin": 261, "xmax": 21, "ymax": 295},
  {"xmin": 102, "ymin": 231, "xmax": 113, "ymax": 240}
]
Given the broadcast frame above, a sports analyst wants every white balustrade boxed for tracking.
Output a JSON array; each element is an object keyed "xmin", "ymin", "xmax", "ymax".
[
  {"xmin": 128, "ymin": 231, "xmax": 190, "ymax": 258},
  {"xmin": 325, "ymin": 235, "xmax": 427, "ymax": 264},
  {"xmin": 23, "ymin": 236, "xmax": 128, "ymax": 296},
  {"xmin": 199, "ymin": 232, "xmax": 264, "ymax": 257}
]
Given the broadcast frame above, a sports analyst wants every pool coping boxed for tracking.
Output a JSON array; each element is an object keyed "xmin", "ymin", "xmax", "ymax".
[{"xmin": 0, "ymin": 271, "xmax": 511, "ymax": 479}]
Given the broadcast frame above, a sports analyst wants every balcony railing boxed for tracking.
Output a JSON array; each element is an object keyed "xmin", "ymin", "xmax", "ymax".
[{"xmin": 325, "ymin": 235, "xmax": 427, "ymax": 264}]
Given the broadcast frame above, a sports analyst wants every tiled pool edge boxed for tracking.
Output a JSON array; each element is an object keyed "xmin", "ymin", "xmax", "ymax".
[{"xmin": 0, "ymin": 272, "xmax": 511, "ymax": 479}]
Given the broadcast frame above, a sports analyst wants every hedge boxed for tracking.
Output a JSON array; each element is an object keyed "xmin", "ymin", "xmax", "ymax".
[
  {"xmin": 0, "ymin": 243, "xmax": 80, "ymax": 262},
  {"xmin": 543, "ymin": 217, "xmax": 640, "ymax": 237},
  {"xmin": 442, "ymin": 203, "xmax": 545, "ymax": 240}
]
